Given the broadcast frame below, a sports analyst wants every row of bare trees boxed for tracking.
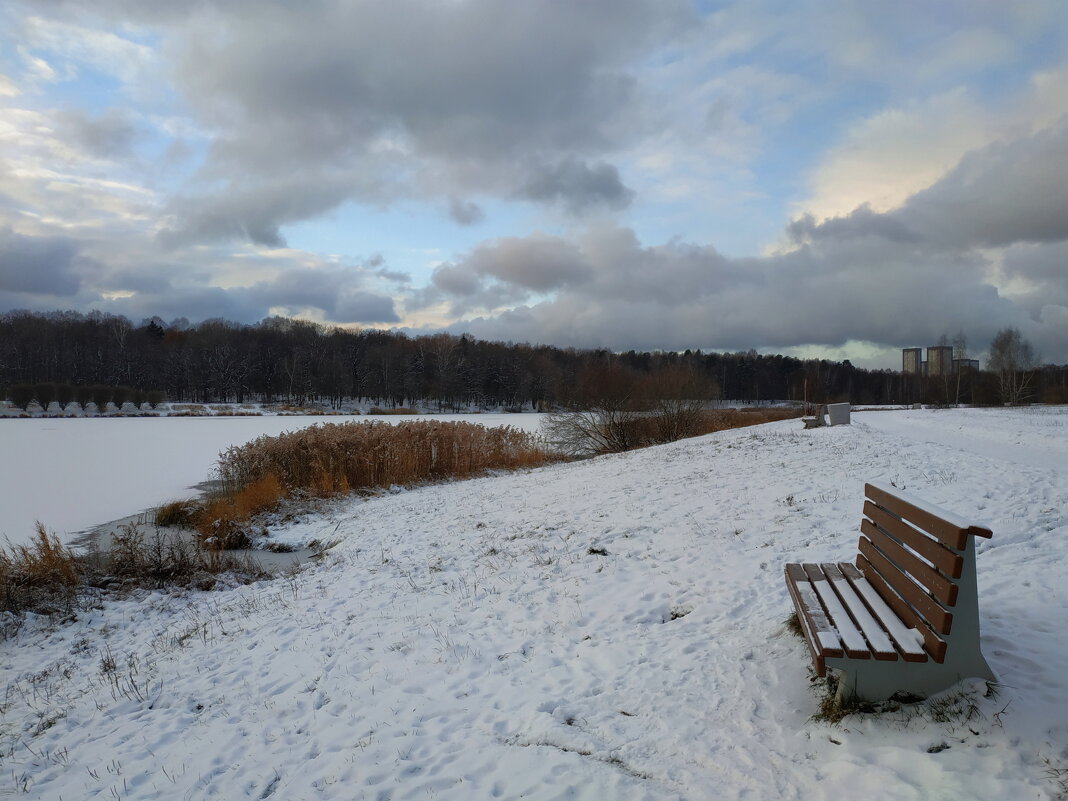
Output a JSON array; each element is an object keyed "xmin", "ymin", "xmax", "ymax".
[{"xmin": 2, "ymin": 311, "xmax": 1064, "ymax": 410}]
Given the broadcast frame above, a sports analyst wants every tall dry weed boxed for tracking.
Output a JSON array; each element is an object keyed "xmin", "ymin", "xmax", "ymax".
[{"xmin": 0, "ymin": 524, "xmax": 81, "ymax": 614}]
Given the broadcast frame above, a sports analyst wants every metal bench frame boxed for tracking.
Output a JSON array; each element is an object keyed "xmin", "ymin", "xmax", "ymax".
[{"xmin": 785, "ymin": 481, "xmax": 996, "ymax": 703}]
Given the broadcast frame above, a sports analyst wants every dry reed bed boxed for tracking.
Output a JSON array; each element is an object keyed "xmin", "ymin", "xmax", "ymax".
[
  {"xmin": 700, "ymin": 407, "xmax": 803, "ymax": 432},
  {"xmin": 192, "ymin": 421, "xmax": 555, "ymax": 546},
  {"xmin": 216, "ymin": 420, "xmax": 553, "ymax": 494}
]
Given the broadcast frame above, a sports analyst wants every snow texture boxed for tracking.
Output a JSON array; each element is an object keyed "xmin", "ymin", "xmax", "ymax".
[{"xmin": 2, "ymin": 406, "xmax": 1067, "ymax": 799}]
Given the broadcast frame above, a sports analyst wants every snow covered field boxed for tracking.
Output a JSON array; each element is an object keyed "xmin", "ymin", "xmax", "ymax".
[
  {"xmin": 0, "ymin": 413, "xmax": 544, "ymax": 546},
  {"xmin": 2, "ymin": 407, "xmax": 1067, "ymax": 799}
]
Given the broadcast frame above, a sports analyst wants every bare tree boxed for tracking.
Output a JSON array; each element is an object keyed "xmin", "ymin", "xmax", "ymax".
[
  {"xmin": 952, "ymin": 330, "xmax": 968, "ymax": 405},
  {"xmin": 543, "ymin": 363, "xmax": 647, "ymax": 456},
  {"xmin": 646, "ymin": 365, "xmax": 720, "ymax": 443},
  {"xmin": 987, "ymin": 327, "xmax": 1038, "ymax": 405}
]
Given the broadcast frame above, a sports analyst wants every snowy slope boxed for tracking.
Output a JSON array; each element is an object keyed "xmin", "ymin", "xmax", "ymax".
[{"xmin": 2, "ymin": 408, "xmax": 1067, "ymax": 800}]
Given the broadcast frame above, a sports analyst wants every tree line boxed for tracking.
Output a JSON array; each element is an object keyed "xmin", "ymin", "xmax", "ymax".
[{"xmin": 1, "ymin": 310, "xmax": 1065, "ymax": 410}]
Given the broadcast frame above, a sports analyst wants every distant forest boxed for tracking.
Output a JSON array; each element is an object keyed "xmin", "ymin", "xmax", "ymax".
[{"xmin": 2, "ymin": 310, "xmax": 1066, "ymax": 409}]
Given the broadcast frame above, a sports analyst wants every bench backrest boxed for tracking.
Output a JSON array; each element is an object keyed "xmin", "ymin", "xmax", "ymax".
[{"xmin": 858, "ymin": 481, "xmax": 992, "ymax": 662}]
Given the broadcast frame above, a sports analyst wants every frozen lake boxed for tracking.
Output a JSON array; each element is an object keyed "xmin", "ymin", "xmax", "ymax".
[{"xmin": 0, "ymin": 413, "xmax": 544, "ymax": 546}]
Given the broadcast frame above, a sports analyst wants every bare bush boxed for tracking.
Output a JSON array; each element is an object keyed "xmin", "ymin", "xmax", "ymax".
[
  {"xmin": 547, "ymin": 402, "xmax": 801, "ymax": 457},
  {"xmin": 545, "ymin": 362, "xmax": 725, "ymax": 456}
]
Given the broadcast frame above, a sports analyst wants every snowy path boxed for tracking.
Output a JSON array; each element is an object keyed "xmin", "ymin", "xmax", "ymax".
[
  {"xmin": 2, "ymin": 409, "xmax": 1067, "ymax": 799},
  {"xmin": 857, "ymin": 407, "xmax": 1068, "ymax": 472}
]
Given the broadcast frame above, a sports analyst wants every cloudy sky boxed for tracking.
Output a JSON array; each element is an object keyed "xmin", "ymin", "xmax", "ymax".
[{"xmin": 1, "ymin": 1, "xmax": 1066, "ymax": 368}]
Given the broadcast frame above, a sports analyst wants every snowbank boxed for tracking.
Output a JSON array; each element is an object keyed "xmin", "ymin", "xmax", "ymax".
[{"xmin": 1, "ymin": 408, "xmax": 1066, "ymax": 799}]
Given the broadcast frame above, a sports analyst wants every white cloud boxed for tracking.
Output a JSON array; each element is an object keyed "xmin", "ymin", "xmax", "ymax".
[
  {"xmin": 0, "ymin": 74, "xmax": 19, "ymax": 97},
  {"xmin": 799, "ymin": 66, "xmax": 1068, "ymax": 222},
  {"xmin": 20, "ymin": 16, "xmax": 155, "ymax": 86}
]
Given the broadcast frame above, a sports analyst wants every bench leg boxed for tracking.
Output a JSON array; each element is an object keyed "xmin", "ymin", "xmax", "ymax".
[{"xmin": 828, "ymin": 654, "xmax": 996, "ymax": 704}]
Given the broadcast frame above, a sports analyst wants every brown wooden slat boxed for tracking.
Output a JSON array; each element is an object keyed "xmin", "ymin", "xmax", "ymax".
[
  {"xmin": 785, "ymin": 564, "xmax": 842, "ymax": 675},
  {"xmin": 856, "ymin": 556, "xmax": 948, "ymax": 663},
  {"xmin": 858, "ymin": 538, "xmax": 954, "ymax": 634},
  {"xmin": 785, "ymin": 564, "xmax": 845, "ymax": 659},
  {"xmin": 865, "ymin": 483, "xmax": 968, "ymax": 550},
  {"xmin": 802, "ymin": 564, "xmax": 871, "ymax": 660},
  {"xmin": 860, "ymin": 520, "xmax": 959, "ymax": 607},
  {"xmin": 838, "ymin": 562, "xmax": 928, "ymax": 662},
  {"xmin": 821, "ymin": 563, "xmax": 898, "ymax": 661},
  {"xmin": 784, "ymin": 575, "xmax": 825, "ymax": 676},
  {"xmin": 863, "ymin": 501, "xmax": 963, "ymax": 579}
]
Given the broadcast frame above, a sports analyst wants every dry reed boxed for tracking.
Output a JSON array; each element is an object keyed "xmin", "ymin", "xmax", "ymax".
[
  {"xmin": 0, "ymin": 525, "xmax": 81, "ymax": 614},
  {"xmin": 216, "ymin": 420, "xmax": 553, "ymax": 497}
]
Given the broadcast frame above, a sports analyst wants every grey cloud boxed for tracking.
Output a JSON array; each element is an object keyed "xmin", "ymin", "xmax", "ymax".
[
  {"xmin": 99, "ymin": 271, "xmax": 398, "ymax": 326},
  {"xmin": 432, "ymin": 263, "xmax": 483, "ymax": 297},
  {"xmin": 243, "ymin": 268, "xmax": 399, "ymax": 323},
  {"xmin": 900, "ymin": 120, "xmax": 1068, "ymax": 248},
  {"xmin": 144, "ymin": 0, "xmax": 687, "ymax": 243},
  {"xmin": 101, "ymin": 285, "xmax": 266, "ymax": 327},
  {"xmin": 788, "ymin": 207, "xmax": 917, "ymax": 245},
  {"xmin": 333, "ymin": 292, "xmax": 399, "ymax": 324},
  {"xmin": 0, "ymin": 229, "xmax": 82, "ymax": 296},
  {"xmin": 433, "ymin": 223, "xmax": 1062, "ymax": 361},
  {"xmin": 797, "ymin": 120, "xmax": 1068, "ymax": 251},
  {"xmin": 55, "ymin": 108, "xmax": 141, "ymax": 158},
  {"xmin": 101, "ymin": 268, "xmax": 173, "ymax": 294},
  {"xmin": 998, "ymin": 241, "xmax": 1068, "ymax": 316},
  {"xmin": 518, "ymin": 158, "xmax": 635, "ymax": 214},
  {"xmin": 464, "ymin": 234, "xmax": 592, "ymax": 292},
  {"xmin": 158, "ymin": 178, "xmax": 354, "ymax": 248},
  {"xmin": 447, "ymin": 197, "xmax": 484, "ymax": 226},
  {"xmin": 424, "ymin": 232, "xmax": 594, "ymax": 313}
]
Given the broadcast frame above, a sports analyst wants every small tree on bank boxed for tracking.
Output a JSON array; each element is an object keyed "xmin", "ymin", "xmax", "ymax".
[
  {"xmin": 543, "ymin": 362, "xmax": 721, "ymax": 456},
  {"xmin": 987, "ymin": 327, "xmax": 1038, "ymax": 406}
]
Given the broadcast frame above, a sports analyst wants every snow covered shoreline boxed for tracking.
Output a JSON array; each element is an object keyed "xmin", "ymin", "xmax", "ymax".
[
  {"xmin": 2, "ymin": 407, "xmax": 1067, "ymax": 799},
  {"xmin": 0, "ymin": 412, "xmax": 545, "ymax": 547}
]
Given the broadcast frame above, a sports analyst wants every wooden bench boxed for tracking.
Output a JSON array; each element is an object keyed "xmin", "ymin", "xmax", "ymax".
[{"xmin": 784, "ymin": 481, "xmax": 996, "ymax": 703}]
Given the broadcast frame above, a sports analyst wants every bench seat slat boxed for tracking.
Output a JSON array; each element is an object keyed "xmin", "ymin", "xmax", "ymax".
[
  {"xmin": 839, "ymin": 563, "xmax": 929, "ymax": 662},
  {"xmin": 860, "ymin": 519, "xmax": 959, "ymax": 607},
  {"xmin": 863, "ymin": 501, "xmax": 963, "ymax": 579},
  {"xmin": 785, "ymin": 564, "xmax": 843, "ymax": 675},
  {"xmin": 821, "ymin": 563, "xmax": 898, "ymax": 661},
  {"xmin": 803, "ymin": 564, "xmax": 871, "ymax": 659},
  {"xmin": 853, "ymin": 557, "xmax": 947, "ymax": 663}
]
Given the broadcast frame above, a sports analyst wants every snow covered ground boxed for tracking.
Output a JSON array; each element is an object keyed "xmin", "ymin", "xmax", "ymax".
[
  {"xmin": 2, "ymin": 407, "xmax": 1067, "ymax": 799},
  {"xmin": 0, "ymin": 413, "xmax": 544, "ymax": 547}
]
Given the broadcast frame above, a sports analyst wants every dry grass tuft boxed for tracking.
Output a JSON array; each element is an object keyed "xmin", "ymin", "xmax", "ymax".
[
  {"xmin": 195, "ymin": 473, "xmax": 286, "ymax": 549},
  {"xmin": 155, "ymin": 499, "xmax": 202, "ymax": 528},
  {"xmin": 0, "ymin": 525, "xmax": 81, "ymax": 614},
  {"xmin": 2, "ymin": 521, "xmax": 270, "ymax": 625}
]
